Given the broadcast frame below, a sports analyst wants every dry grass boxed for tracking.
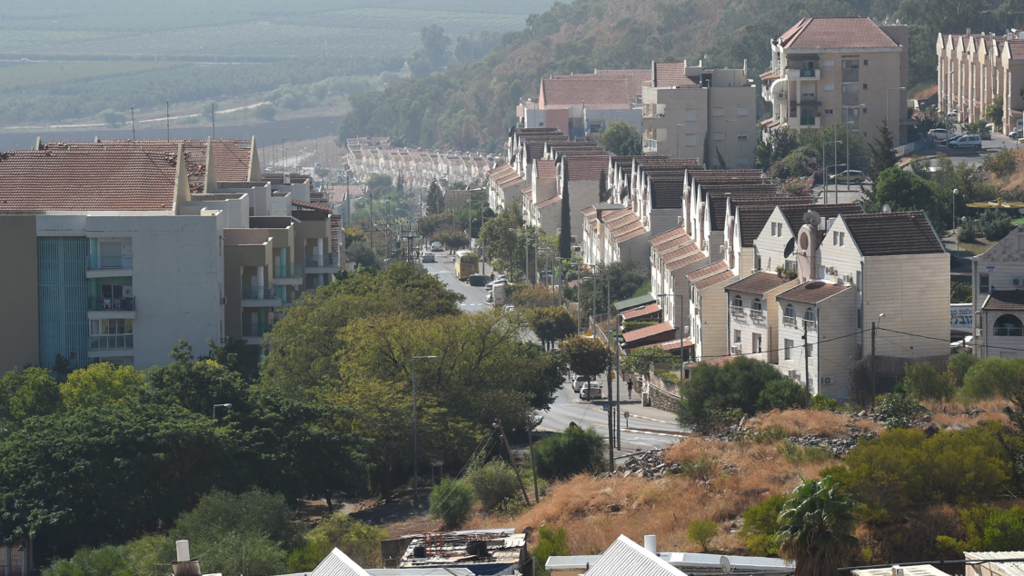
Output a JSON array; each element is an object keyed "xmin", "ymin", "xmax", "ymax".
[
  {"xmin": 923, "ymin": 397, "xmax": 1012, "ymax": 429},
  {"xmin": 744, "ymin": 409, "xmax": 883, "ymax": 438}
]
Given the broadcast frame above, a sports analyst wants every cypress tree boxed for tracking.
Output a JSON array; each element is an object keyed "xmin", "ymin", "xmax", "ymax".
[{"xmin": 559, "ymin": 160, "xmax": 572, "ymax": 260}]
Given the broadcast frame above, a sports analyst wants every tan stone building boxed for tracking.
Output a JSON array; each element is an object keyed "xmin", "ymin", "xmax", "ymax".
[
  {"xmin": 936, "ymin": 30, "xmax": 1024, "ymax": 133},
  {"xmin": 761, "ymin": 17, "xmax": 910, "ymax": 144},
  {"xmin": 642, "ymin": 61, "xmax": 758, "ymax": 168}
]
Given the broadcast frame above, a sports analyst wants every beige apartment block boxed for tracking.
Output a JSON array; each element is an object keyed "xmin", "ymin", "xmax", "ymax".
[
  {"xmin": 937, "ymin": 30, "xmax": 1024, "ymax": 132},
  {"xmin": 761, "ymin": 17, "xmax": 910, "ymax": 144},
  {"xmin": 642, "ymin": 61, "xmax": 758, "ymax": 168},
  {"xmin": 726, "ymin": 272, "xmax": 798, "ymax": 364}
]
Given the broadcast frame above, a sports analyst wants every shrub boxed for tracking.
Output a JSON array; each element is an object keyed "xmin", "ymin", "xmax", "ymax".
[
  {"xmin": 958, "ymin": 220, "xmax": 977, "ymax": 243},
  {"xmin": 739, "ymin": 494, "xmax": 788, "ymax": 556},
  {"xmin": 980, "ymin": 209, "xmax": 1015, "ymax": 242},
  {"xmin": 903, "ymin": 362, "xmax": 951, "ymax": 401},
  {"xmin": 810, "ymin": 394, "xmax": 839, "ymax": 411},
  {"xmin": 44, "ymin": 536, "xmax": 169, "ymax": 576},
  {"xmin": 822, "ymin": 423, "xmax": 1012, "ymax": 523},
  {"xmin": 466, "ymin": 458, "xmax": 523, "ymax": 511},
  {"xmin": 534, "ymin": 426, "xmax": 606, "ymax": 480},
  {"xmin": 677, "ymin": 455, "xmax": 719, "ymax": 481},
  {"xmin": 687, "ymin": 520, "xmax": 718, "ymax": 552},
  {"xmin": 947, "ymin": 352, "xmax": 979, "ymax": 390},
  {"xmin": 960, "ymin": 357, "xmax": 1024, "ymax": 401},
  {"xmin": 533, "ymin": 526, "xmax": 569, "ymax": 575},
  {"xmin": 429, "ymin": 477, "xmax": 476, "ymax": 529},
  {"xmin": 776, "ymin": 441, "xmax": 832, "ymax": 463},
  {"xmin": 757, "ymin": 378, "xmax": 806, "ymax": 412},
  {"xmin": 937, "ymin": 504, "xmax": 1024, "ymax": 554},
  {"xmin": 875, "ymin": 392, "xmax": 923, "ymax": 430},
  {"xmin": 983, "ymin": 148, "xmax": 1018, "ymax": 178},
  {"xmin": 677, "ymin": 357, "xmax": 787, "ymax": 433},
  {"xmin": 287, "ymin": 513, "xmax": 389, "ymax": 571},
  {"xmin": 493, "ymin": 497, "xmax": 527, "ymax": 517}
]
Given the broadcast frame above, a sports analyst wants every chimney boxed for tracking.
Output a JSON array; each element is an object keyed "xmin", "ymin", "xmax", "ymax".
[
  {"xmin": 175, "ymin": 541, "xmax": 190, "ymax": 562},
  {"xmin": 644, "ymin": 535, "xmax": 657, "ymax": 554},
  {"xmin": 967, "ymin": 28, "xmax": 971, "ymax": 36}
]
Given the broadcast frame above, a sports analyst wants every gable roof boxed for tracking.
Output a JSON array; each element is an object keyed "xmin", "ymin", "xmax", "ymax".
[
  {"xmin": 652, "ymin": 62, "xmax": 696, "ymax": 88},
  {"xmin": 687, "ymin": 260, "xmax": 729, "ymax": 282},
  {"xmin": 693, "ymin": 269, "xmax": 735, "ymax": 290},
  {"xmin": 778, "ymin": 203, "xmax": 863, "ymax": 233},
  {"xmin": 779, "ymin": 17, "xmax": 899, "ymax": 50},
  {"xmin": 777, "ymin": 281, "xmax": 850, "ymax": 304},
  {"xmin": 725, "ymin": 272, "xmax": 796, "ymax": 295},
  {"xmin": 586, "ymin": 535, "xmax": 685, "ymax": 576},
  {"xmin": 622, "ymin": 303, "xmax": 661, "ymax": 321},
  {"xmin": 541, "ymin": 76, "xmax": 635, "ymax": 107},
  {"xmin": 563, "ymin": 157, "xmax": 609, "ymax": 181},
  {"xmin": 0, "ymin": 146, "xmax": 180, "ymax": 212},
  {"xmin": 309, "ymin": 548, "xmax": 371, "ymax": 576},
  {"xmin": 982, "ymin": 290, "xmax": 1024, "ymax": 311},
  {"xmin": 840, "ymin": 211, "xmax": 943, "ymax": 256},
  {"xmin": 622, "ymin": 322, "xmax": 678, "ymax": 345}
]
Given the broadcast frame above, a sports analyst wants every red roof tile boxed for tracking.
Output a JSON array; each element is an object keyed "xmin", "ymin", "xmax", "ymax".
[
  {"xmin": 622, "ymin": 304, "xmax": 661, "ymax": 321},
  {"xmin": 536, "ymin": 160, "xmax": 558, "ymax": 179},
  {"xmin": 564, "ymin": 158, "xmax": 609, "ymax": 181},
  {"xmin": 642, "ymin": 338, "xmax": 692, "ymax": 352},
  {"xmin": 292, "ymin": 199, "xmax": 329, "ymax": 212},
  {"xmin": 779, "ymin": 17, "xmax": 899, "ymax": 50},
  {"xmin": 667, "ymin": 251, "xmax": 708, "ymax": 271},
  {"xmin": 653, "ymin": 62, "xmax": 695, "ymax": 87},
  {"xmin": 622, "ymin": 321, "xmax": 677, "ymax": 344},
  {"xmin": 0, "ymin": 147, "xmax": 178, "ymax": 212},
  {"xmin": 687, "ymin": 260, "xmax": 729, "ymax": 282},
  {"xmin": 726, "ymin": 272, "xmax": 796, "ymax": 295},
  {"xmin": 693, "ymin": 270, "xmax": 735, "ymax": 290},
  {"xmin": 541, "ymin": 76, "xmax": 635, "ymax": 107},
  {"xmin": 777, "ymin": 281, "xmax": 850, "ymax": 304}
]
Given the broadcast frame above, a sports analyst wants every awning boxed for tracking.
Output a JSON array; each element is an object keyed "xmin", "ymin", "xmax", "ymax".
[
  {"xmin": 613, "ymin": 294, "xmax": 656, "ymax": 312},
  {"xmin": 622, "ymin": 321, "xmax": 677, "ymax": 347}
]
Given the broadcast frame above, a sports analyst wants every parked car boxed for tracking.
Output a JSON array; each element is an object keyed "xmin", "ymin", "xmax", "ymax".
[
  {"xmin": 485, "ymin": 278, "xmax": 507, "ymax": 291},
  {"xmin": 572, "ymin": 374, "xmax": 591, "ymax": 393},
  {"xmin": 1010, "ymin": 128, "xmax": 1022, "ymax": 139},
  {"xmin": 579, "ymin": 381, "xmax": 603, "ymax": 401},
  {"xmin": 431, "ymin": 241, "xmax": 443, "ymax": 252},
  {"xmin": 928, "ymin": 128, "xmax": 949, "ymax": 140},
  {"xmin": 948, "ymin": 134, "xmax": 982, "ymax": 149},
  {"xmin": 422, "ymin": 253, "xmax": 435, "ymax": 263},
  {"xmin": 829, "ymin": 170, "xmax": 867, "ymax": 184},
  {"xmin": 947, "ymin": 111, "xmax": 959, "ymax": 120}
]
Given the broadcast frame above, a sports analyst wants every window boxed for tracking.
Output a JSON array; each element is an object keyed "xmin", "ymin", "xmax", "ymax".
[
  {"xmin": 738, "ymin": 156, "xmax": 749, "ymax": 166},
  {"xmin": 771, "ymin": 222, "xmax": 778, "ymax": 236},
  {"xmin": 824, "ymin": 60, "xmax": 834, "ymax": 67},
  {"xmin": 733, "ymin": 294, "xmax": 743, "ymax": 308},
  {"xmin": 734, "ymin": 329, "xmax": 742, "ymax": 344},
  {"xmin": 980, "ymin": 274, "xmax": 990, "ymax": 294},
  {"xmin": 804, "ymin": 308, "xmax": 815, "ymax": 322},
  {"xmin": 824, "ymin": 84, "xmax": 834, "ymax": 91},
  {"xmin": 839, "ymin": 232, "xmax": 845, "ymax": 246},
  {"xmin": 753, "ymin": 334, "xmax": 763, "ymax": 353},
  {"xmin": 824, "ymin": 109, "xmax": 834, "ymax": 115},
  {"xmin": 686, "ymin": 109, "xmax": 696, "ymax": 121},
  {"xmin": 90, "ymin": 319, "xmax": 134, "ymax": 350},
  {"xmin": 863, "ymin": 59, "xmax": 869, "ymax": 66},
  {"xmin": 713, "ymin": 132, "xmax": 724, "ymax": 141},
  {"xmin": 738, "ymin": 132, "xmax": 748, "ymax": 141},
  {"xmin": 686, "ymin": 134, "xmax": 696, "ymax": 146},
  {"xmin": 785, "ymin": 339, "xmax": 794, "ymax": 360},
  {"xmin": 842, "ymin": 60, "xmax": 859, "ymax": 69},
  {"xmin": 713, "ymin": 107, "xmax": 724, "ymax": 116},
  {"xmin": 994, "ymin": 315, "xmax": 1024, "ymax": 336},
  {"xmin": 807, "ymin": 344, "xmax": 814, "ymax": 356},
  {"xmin": 754, "ymin": 253, "xmax": 761, "ymax": 270},
  {"xmin": 833, "ymin": 231, "xmax": 839, "ymax": 245},
  {"xmin": 863, "ymin": 106, "xmax": 868, "ymax": 114},
  {"xmin": 752, "ymin": 298, "xmax": 763, "ymax": 311},
  {"xmin": 737, "ymin": 107, "xmax": 748, "ymax": 116},
  {"xmin": 863, "ymin": 83, "xmax": 868, "ymax": 90}
]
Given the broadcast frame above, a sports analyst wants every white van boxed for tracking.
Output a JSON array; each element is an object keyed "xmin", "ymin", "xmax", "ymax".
[{"xmin": 948, "ymin": 134, "xmax": 981, "ymax": 149}]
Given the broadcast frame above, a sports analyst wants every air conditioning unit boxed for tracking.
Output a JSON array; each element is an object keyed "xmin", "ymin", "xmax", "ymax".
[
  {"xmin": 843, "ymin": 274, "xmax": 853, "ymax": 283},
  {"xmin": 1013, "ymin": 277, "xmax": 1024, "ymax": 287},
  {"xmin": 822, "ymin": 376, "xmax": 833, "ymax": 385}
]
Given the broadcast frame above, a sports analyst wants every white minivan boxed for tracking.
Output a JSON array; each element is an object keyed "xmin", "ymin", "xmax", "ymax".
[{"xmin": 948, "ymin": 134, "xmax": 981, "ymax": 149}]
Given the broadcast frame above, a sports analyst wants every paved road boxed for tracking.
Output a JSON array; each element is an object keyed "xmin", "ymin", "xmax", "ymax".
[{"xmin": 422, "ymin": 254, "xmax": 491, "ymax": 313}]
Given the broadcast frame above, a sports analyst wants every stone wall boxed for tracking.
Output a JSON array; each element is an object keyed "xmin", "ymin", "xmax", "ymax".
[{"xmin": 647, "ymin": 383, "xmax": 680, "ymax": 412}]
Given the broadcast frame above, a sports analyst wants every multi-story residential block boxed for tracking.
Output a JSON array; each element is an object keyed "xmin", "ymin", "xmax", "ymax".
[
  {"xmin": 642, "ymin": 61, "xmax": 758, "ymax": 168},
  {"xmin": 760, "ymin": 17, "xmax": 910, "ymax": 144},
  {"xmin": 936, "ymin": 30, "xmax": 1024, "ymax": 132},
  {"xmin": 0, "ymin": 138, "xmax": 339, "ymax": 373},
  {"xmin": 971, "ymin": 225, "xmax": 1024, "ymax": 358},
  {"xmin": 725, "ymin": 272, "xmax": 799, "ymax": 363},
  {"xmin": 485, "ymin": 164, "xmax": 527, "ymax": 212},
  {"xmin": 517, "ymin": 70, "xmax": 649, "ymax": 137}
]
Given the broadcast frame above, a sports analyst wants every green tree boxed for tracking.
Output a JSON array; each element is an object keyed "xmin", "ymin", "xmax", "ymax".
[
  {"xmin": 756, "ymin": 378, "xmax": 806, "ymax": 411},
  {"xmin": 529, "ymin": 306, "xmax": 577, "ymax": 349},
  {"xmin": 597, "ymin": 121, "xmax": 641, "ymax": 155},
  {"xmin": 986, "ymin": 94, "xmax": 1004, "ymax": 128},
  {"xmin": 559, "ymin": 168, "xmax": 572, "ymax": 260},
  {"xmin": 287, "ymin": 513, "xmax": 389, "ymax": 571},
  {"xmin": 777, "ymin": 476, "xmax": 859, "ymax": 576},
  {"xmin": 429, "ymin": 477, "xmax": 476, "ymax": 529},
  {"xmin": 937, "ymin": 504, "xmax": 1024, "ymax": 554},
  {"xmin": 256, "ymin": 103, "xmax": 277, "ymax": 121},
  {"xmin": 960, "ymin": 357, "xmax": 1024, "ymax": 402},
  {"xmin": 0, "ymin": 367, "xmax": 63, "ymax": 424},
  {"xmin": 621, "ymin": 346, "xmax": 676, "ymax": 378},
  {"xmin": 534, "ymin": 425, "xmax": 606, "ymax": 479},
  {"xmin": 903, "ymin": 362, "xmax": 951, "ymax": 401},
  {"xmin": 947, "ymin": 351, "xmax": 978, "ymax": 391},
  {"xmin": 426, "ymin": 180, "xmax": 445, "ymax": 215},
  {"xmin": 533, "ymin": 525, "xmax": 569, "ymax": 576},
  {"xmin": 687, "ymin": 520, "xmax": 718, "ymax": 552},
  {"xmin": 438, "ymin": 230, "xmax": 470, "ymax": 252},
  {"xmin": 739, "ymin": 494, "xmax": 788, "ymax": 555},
  {"xmin": 144, "ymin": 340, "xmax": 248, "ymax": 414},
  {"xmin": 44, "ymin": 535, "xmax": 170, "ymax": 576},
  {"xmin": 868, "ymin": 167, "xmax": 942, "ymax": 226},
  {"xmin": 676, "ymin": 357, "xmax": 787, "ymax": 433},
  {"xmin": 756, "ymin": 127, "xmax": 799, "ymax": 169},
  {"xmin": 465, "ymin": 457, "xmax": 523, "ymax": 511},
  {"xmin": 559, "ymin": 335, "xmax": 610, "ymax": 380},
  {"xmin": 417, "ymin": 213, "xmax": 447, "ymax": 239},
  {"xmin": 478, "ymin": 199, "xmax": 531, "ymax": 280},
  {"xmin": 59, "ymin": 362, "xmax": 144, "ymax": 409},
  {"xmin": 866, "ymin": 119, "xmax": 898, "ymax": 187}
]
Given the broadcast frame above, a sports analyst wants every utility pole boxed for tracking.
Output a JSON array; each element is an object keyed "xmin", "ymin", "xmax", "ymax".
[
  {"xmin": 166, "ymin": 101, "xmax": 170, "ymax": 141},
  {"xmin": 803, "ymin": 319, "xmax": 810, "ymax": 407},
  {"xmin": 526, "ymin": 414, "xmax": 540, "ymax": 504},
  {"xmin": 212, "ymin": 102, "xmax": 216, "ymax": 140},
  {"xmin": 606, "ymin": 317, "xmax": 615, "ymax": 473},
  {"xmin": 131, "ymin": 106, "xmax": 136, "ymax": 141},
  {"xmin": 870, "ymin": 321, "xmax": 877, "ymax": 410},
  {"xmin": 494, "ymin": 419, "xmax": 530, "ymax": 505},
  {"xmin": 615, "ymin": 313, "xmax": 622, "ymax": 450}
]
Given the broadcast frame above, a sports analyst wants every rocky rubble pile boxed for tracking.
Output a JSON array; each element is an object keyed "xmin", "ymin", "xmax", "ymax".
[{"xmin": 604, "ymin": 449, "xmax": 680, "ymax": 479}]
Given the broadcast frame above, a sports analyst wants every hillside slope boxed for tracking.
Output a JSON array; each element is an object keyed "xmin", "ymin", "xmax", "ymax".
[{"xmin": 340, "ymin": 0, "xmax": 1024, "ymax": 152}]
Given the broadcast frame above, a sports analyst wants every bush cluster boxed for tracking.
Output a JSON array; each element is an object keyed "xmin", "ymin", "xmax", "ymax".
[{"xmin": 534, "ymin": 425, "xmax": 607, "ymax": 480}]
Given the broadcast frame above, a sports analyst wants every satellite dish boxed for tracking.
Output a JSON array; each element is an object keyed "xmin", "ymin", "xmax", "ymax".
[
  {"xmin": 720, "ymin": 556, "xmax": 733, "ymax": 575},
  {"xmin": 783, "ymin": 237, "xmax": 796, "ymax": 258},
  {"xmin": 882, "ymin": 204, "xmax": 892, "ymax": 213},
  {"xmin": 802, "ymin": 210, "xmax": 821, "ymax": 227}
]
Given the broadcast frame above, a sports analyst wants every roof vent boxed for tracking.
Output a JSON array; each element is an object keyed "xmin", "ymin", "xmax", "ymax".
[{"xmin": 644, "ymin": 535, "xmax": 657, "ymax": 554}]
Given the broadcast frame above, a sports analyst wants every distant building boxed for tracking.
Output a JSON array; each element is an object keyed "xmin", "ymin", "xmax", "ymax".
[
  {"xmin": 972, "ymin": 224, "xmax": 1024, "ymax": 359},
  {"xmin": 936, "ymin": 29, "xmax": 1024, "ymax": 133},
  {"xmin": 761, "ymin": 17, "xmax": 910, "ymax": 144},
  {"xmin": 517, "ymin": 69, "xmax": 649, "ymax": 137}
]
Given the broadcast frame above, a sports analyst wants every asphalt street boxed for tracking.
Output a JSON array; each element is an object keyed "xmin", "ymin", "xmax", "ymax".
[{"xmin": 424, "ymin": 254, "xmax": 687, "ymax": 456}]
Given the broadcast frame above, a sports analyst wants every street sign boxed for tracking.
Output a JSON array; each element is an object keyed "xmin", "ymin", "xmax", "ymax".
[
  {"xmin": 586, "ymin": 330, "xmax": 593, "ymax": 337},
  {"xmin": 602, "ymin": 403, "xmax": 609, "ymax": 411}
]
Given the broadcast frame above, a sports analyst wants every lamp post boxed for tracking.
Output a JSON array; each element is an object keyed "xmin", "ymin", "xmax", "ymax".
[
  {"xmin": 582, "ymin": 277, "xmax": 594, "ymax": 334},
  {"xmin": 658, "ymin": 292, "xmax": 685, "ymax": 386},
  {"xmin": 846, "ymin": 121, "xmax": 855, "ymax": 192},
  {"xmin": 212, "ymin": 403, "xmax": 232, "ymax": 420},
  {"xmin": 411, "ymin": 355, "xmax": 438, "ymax": 501},
  {"xmin": 953, "ymin": 188, "xmax": 960, "ymax": 259}
]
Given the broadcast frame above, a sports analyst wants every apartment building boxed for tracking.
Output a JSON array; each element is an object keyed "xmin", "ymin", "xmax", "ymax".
[
  {"xmin": 761, "ymin": 17, "xmax": 910, "ymax": 144},
  {"xmin": 936, "ymin": 30, "xmax": 1024, "ymax": 132},
  {"xmin": 484, "ymin": 164, "xmax": 527, "ymax": 212},
  {"xmin": 972, "ymin": 224, "xmax": 1024, "ymax": 358},
  {"xmin": 642, "ymin": 61, "xmax": 758, "ymax": 168},
  {"xmin": 517, "ymin": 69, "xmax": 649, "ymax": 137},
  {"xmin": 0, "ymin": 138, "xmax": 339, "ymax": 373}
]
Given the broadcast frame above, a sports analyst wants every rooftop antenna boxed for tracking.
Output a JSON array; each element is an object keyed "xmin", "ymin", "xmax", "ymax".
[{"xmin": 131, "ymin": 106, "xmax": 136, "ymax": 140}]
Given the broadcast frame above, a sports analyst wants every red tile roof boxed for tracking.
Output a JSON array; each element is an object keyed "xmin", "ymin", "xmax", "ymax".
[
  {"xmin": 653, "ymin": 62, "xmax": 695, "ymax": 87},
  {"xmin": 777, "ymin": 281, "xmax": 850, "ymax": 304},
  {"xmin": 687, "ymin": 260, "xmax": 729, "ymax": 282},
  {"xmin": 779, "ymin": 17, "xmax": 899, "ymax": 50},
  {"xmin": 541, "ymin": 76, "xmax": 635, "ymax": 107},
  {"xmin": 642, "ymin": 338, "xmax": 692, "ymax": 352},
  {"xmin": 651, "ymin": 226, "xmax": 690, "ymax": 250},
  {"xmin": 693, "ymin": 269, "xmax": 735, "ymax": 290},
  {"xmin": 622, "ymin": 304, "xmax": 661, "ymax": 321},
  {"xmin": 536, "ymin": 160, "xmax": 558, "ymax": 179},
  {"xmin": 667, "ymin": 251, "xmax": 708, "ymax": 271},
  {"xmin": 726, "ymin": 272, "xmax": 796, "ymax": 295},
  {"xmin": 292, "ymin": 199, "xmax": 329, "ymax": 212},
  {"xmin": 983, "ymin": 290, "xmax": 1024, "ymax": 311},
  {"xmin": 536, "ymin": 195, "xmax": 561, "ymax": 208},
  {"xmin": 564, "ymin": 158, "xmax": 609, "ymax": 181},
  {"xmin": 622, "ymin": 321, "xmax": 677, "ymax": 344},
  {"xmin": 0, "ymin": 146, "xmax": 179, "ymax": 212}
]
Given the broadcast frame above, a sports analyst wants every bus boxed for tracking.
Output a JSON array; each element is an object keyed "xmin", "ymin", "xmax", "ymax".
[{"xmin": 454, "ymin": 250, "xmax": 479, "ymax": 280}]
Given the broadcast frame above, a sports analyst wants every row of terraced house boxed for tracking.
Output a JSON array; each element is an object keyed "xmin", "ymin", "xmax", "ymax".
[
  {"xmin": 345, "ymin": 136, "xmax": 494, "ymax": 189},
  {"xmin": 0, "ymin": 137, "xmax": 343, "ymax": 373}
]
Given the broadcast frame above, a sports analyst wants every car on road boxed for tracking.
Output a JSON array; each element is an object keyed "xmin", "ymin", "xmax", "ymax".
[
  {"xmin": 485, "ymin": 278, "xmax": 507, "ymax": 291},
  {"xmin": 928, "ymin": 128, "xmax": 950, "ymax": 141},
  {"xmin": 571, "ymin": 374, "xmax": 591, "ymax": 393},
  {"xmin": 1011, "ymin": 128, "xmax": 1023, "ymax": 139},
  {"xmin": 422, "ymin": 253, "xmax": 435, "ymax": 263},
  {"xmin": 828, "ymin": 170, "xmax": 867, "ymax": 184},
  {"xmin": 579, "ymin": 381, "xmax": 602, "ymax": 401},
  {"xmin": 948, "ymin": 134, "xmax": 982, "ymax": 149},
  {"xmin": 430, "ymin": 241, "xmax": 443, "ymax": 252}
]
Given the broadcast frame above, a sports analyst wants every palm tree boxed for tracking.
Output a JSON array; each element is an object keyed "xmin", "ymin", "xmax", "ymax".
[{"xmin": 776, "ymin": 476, "xmax": 859, "ymax": 576}]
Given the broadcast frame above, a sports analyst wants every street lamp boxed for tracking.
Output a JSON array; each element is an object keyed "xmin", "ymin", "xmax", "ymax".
[
  {"xmin": 952, "ymin": 188, "xmax": 960, "ymax": 259},
  {"xmin": 212, "ymin": 403, "xmax": 232, "ymax": 420},
  {"xmin": 411, "ymin": 355, "xmax": 438, "ymax": 501},
  {"xmin": 658, "ymin": 293, "xmax": 685, "ymax": 386}
]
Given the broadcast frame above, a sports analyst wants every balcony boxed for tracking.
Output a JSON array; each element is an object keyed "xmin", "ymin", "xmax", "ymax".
[
  {"xmin": 305, "ymin": 254, "xmax": 339, "ymax": 270},
  {"xmin": 273, "ymin": 263, "xmax": 303, "ymax": 285},
  {"xmin": 800, "ymin": 116, "xmax": 817, "ymax": 126},
  {"xmin": 783, "ymin": 316, "xmax": 798, "ymax": 328},
  {"xmin": 241, "ymin": 286, "xmax": 276, "ymax": 300},
  {"xmin": 994, "ymin": 327, "xmax": 1024, "ymax": 337},
  {"xmin": 90, "ymin": 334, "xmax": 133, "ymax": 351},
  {"xmin": 642, "ymin": 138, "xmax": 659, "ymax": 151},
  {"xmin": 730, "ymin": 306, "xmax": 746, "ymax": 318},
  {"xmin": 750, "ymin": 309, "xmax": 766, "ymax": 323},
  {"xmin": 242, "ymin": 323, "xmax": 274, "ymax": 342},
  {"xmin": 88, "ymin": 297, "xmax": 135, "ymax": 311}
]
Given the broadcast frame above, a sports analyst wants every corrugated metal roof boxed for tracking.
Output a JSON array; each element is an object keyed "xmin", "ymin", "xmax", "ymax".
[
  {"xmin": 585, "ymin": 535, "xmax": 685, "ymax": 576},
  {"xmin": 309, "ymin": 548, "xmax": 371, "ymax": 576},
  {"xmin": 966, "ymin": 552, "xmax": 1024, "ymax": 576}
]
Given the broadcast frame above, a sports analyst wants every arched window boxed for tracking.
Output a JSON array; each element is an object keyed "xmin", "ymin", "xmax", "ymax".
[
  {"xmin": 804, "ymin": 308, "xmax": 816, "ymax": 323},
  {"xmin": 784, "ymin": 304, "xmax": 795, "ymax": 318},
  {"xmin": 994, "ymin": 314, "xmax": 1024, "ymax": 337},
  {"xmin": 752, "ymin": 298, "xmax": 763, "ymax": 311},
  {"xmin": 733, "ymin": 294, "xmax": 743, "ymax": 308}
]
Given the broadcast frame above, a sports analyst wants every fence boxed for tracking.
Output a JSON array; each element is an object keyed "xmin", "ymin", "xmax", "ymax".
[{"xmin": 895, "ymin": 138, "xmax": 932, "ymax": 156}]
